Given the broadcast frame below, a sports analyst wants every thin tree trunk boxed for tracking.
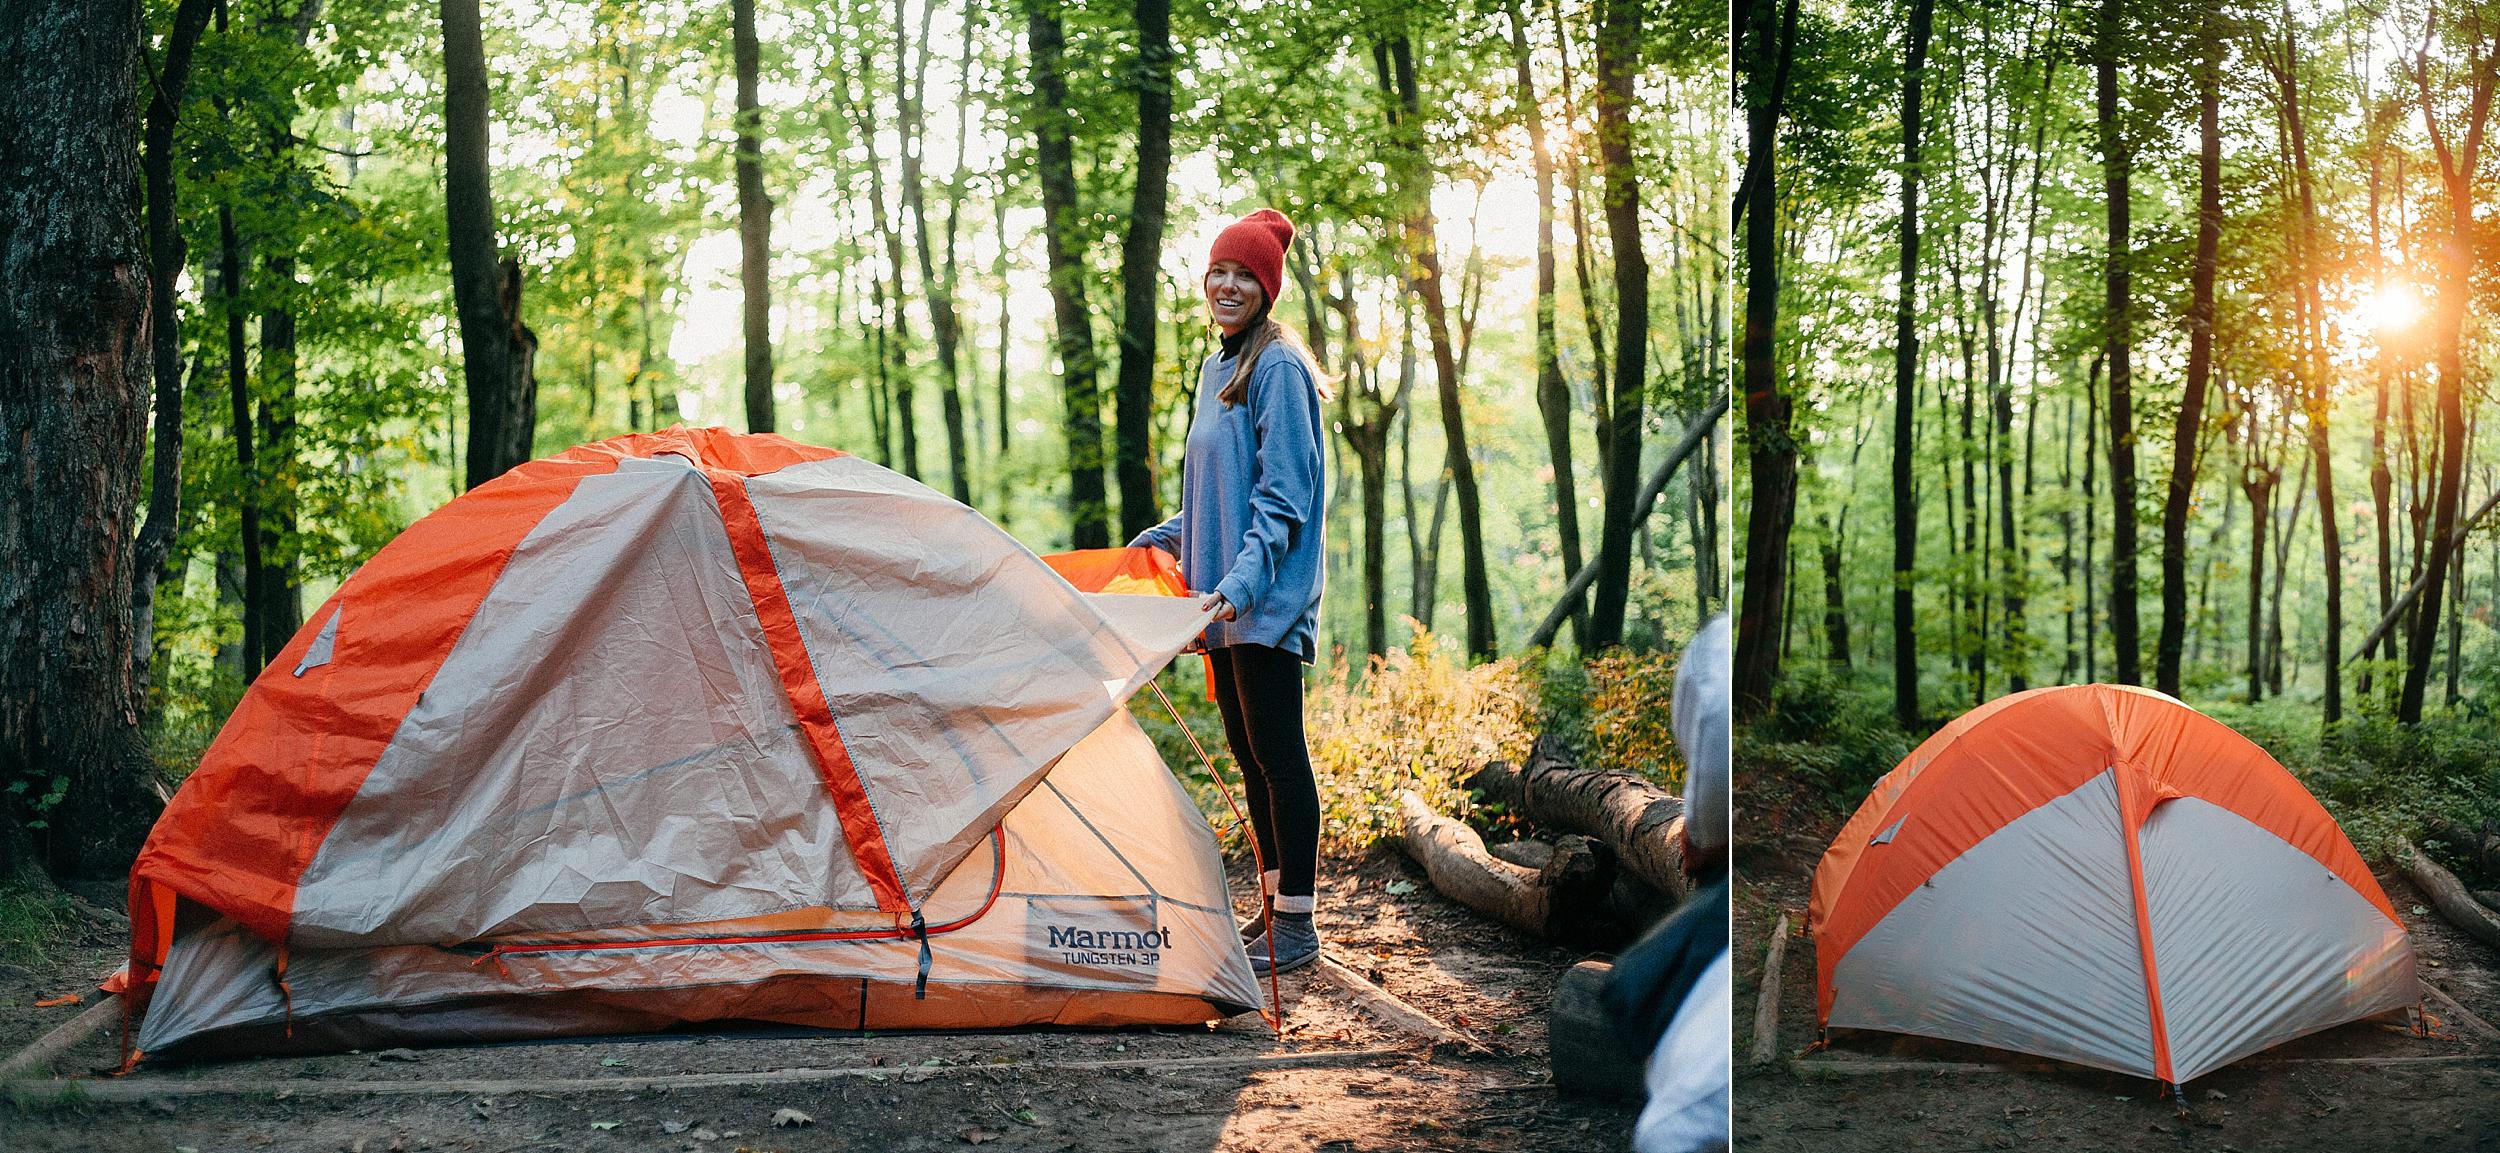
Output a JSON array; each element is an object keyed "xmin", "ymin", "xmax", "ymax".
[
  {"xmin": 2400, "ymin": 37, "xmax": 2495, "ymax": 722},
  {"xmin": 445, "ymin": 0, "xmax": 535, "ymax": 487},
  {"xmin": 1383, "ymin": 34, "xmax": 1494, "ymax": 658},
  {"xmin": 2158, "ymin": 15, "xmax": 2221, "ymax": 697},
  {"xmin": 1890, "ymin": 0, "xmax": 1934, "ymax": 727},
  {"xmin": 1732, "ymin": 0, "xmax": 1790, "ymax": 709},
  {"xmin": 2097, "ymin": 0, "xmax": 2140, "ymax": 685},
  {"xmin": 131, "ymin": 0, "xmax": 215, "ymax": 698},
  {"xmin": 733, "ymin": 0, "xmax": 774, "ymax": 434},
  {"xmin": 1114, "ymin": 0, "xmax": 1171, "ymax": 539},
  {"xmin": 1027, "ymin": 0, "xmax": 1109, "ymax": 548},
  {"xmin": 1510, "ymin": 0, "xmax": 1584, "ymax": 650},
  {"xmin": 2274, "ymin": 17, "xmax": 2342, "ymax": 722},
  {"xmin": 901, "ymin": 0, "xmax": 971, "ymax": 500}
]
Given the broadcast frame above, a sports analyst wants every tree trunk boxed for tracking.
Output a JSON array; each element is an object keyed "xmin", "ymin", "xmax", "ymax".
[
  {"xmin": 901, "ymin": 0, "xmax": 971, "ymax": 500},
  {"xmin": 1026, "ymin": 0, "xmax": 1110, "ymax": 548},
  {"xmin": 1822, "ymin": 522, "xmax": 1850, "ymax": 667},
  {"xmin": 733, "ymin": 0, "xmax": 775, "ymax": 434},
  {"xmin": 1381, "ymin": 34, "xmax": 1494, "ymax": 659},
  {"xmin": 2275, "ymin": 20, "xmax": 2341, "ymax": 722},
  {"xmin": 2097, "ymin": 0, "xmax": 2140, "ymax": 685},
  {"xmin": 0, "ymin": 0, "xmax": 154, "ymax": 877},
  {"xmin": 2157, "ymin": 16, "xmax": 2220, "ymax": 698},
  {"xmin": 1890, "ymin": 0, "xmax": 1934, "ymax": 727},
  {"xmin": 445, "ymin": 0, "xmax": 535, "ymax": 488},
  {"xmin": 1592, "ymin": 0, "xmax": 1654, "ymax": 664},
  {"xmin": 1114, "ymin": 0, "xmax": 1171, "ymax": 540},
  {"xmin": 2400, "ymin": 40, "xmax": 2494, "ymax": 723},
  {"xmin": 131, "ymin": 0, "xmax": 215, "ymax": 698},
  {"xmin": 1508, "ymin": 0, "xmax": 1586, "ymax": 651}
]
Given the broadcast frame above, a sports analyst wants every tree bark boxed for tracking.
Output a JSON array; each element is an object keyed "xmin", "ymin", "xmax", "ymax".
[
  {"xmin": 1466, "ymin": 741, "xmax": 1688, "ymax": 902},
  {"xmin": 2157, "ymin": 15, "xmax": 2221, "ymax": 698},
  {"xmin": 1890, "ymin": 0, "xmax": 1934, "ymax": 727},
  {"xmin": 733, "ymin": 0, "xmax": 775, "ymax": 434},
  {"xmin": 1593, "ymin": 0, "xmax": 1653, "ymax": 665},
  {"xmin": 1, "ymin": 0, "xmax": 154, "ymax": 876},
  {"xmin": 2097, "ymin": 0, "xmax": 2140, "ymax": 685},
  {"xmin": 444, "ymin": 0, "xmax": 535, "ymax": 488},
  {"xmin": 1026, "ymin": 0, "xmax": 1109, "ymax": 548},
  {"xmin": 1113, "ymin": 0, "xmax": 1171, "ymax": 540}
]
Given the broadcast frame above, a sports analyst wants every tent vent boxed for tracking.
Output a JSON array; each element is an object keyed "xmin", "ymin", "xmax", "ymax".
[{"xmin": 292, "ymin": 609, "xmax": 343, "ymax": 678}]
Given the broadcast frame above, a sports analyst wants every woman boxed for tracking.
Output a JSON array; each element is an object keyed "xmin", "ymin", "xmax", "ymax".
[{"xmin": 1132, "ymin": 208, "xmax": 1332, "ymax": 976}]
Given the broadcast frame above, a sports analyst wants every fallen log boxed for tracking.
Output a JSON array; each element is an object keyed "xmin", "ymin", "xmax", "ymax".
[
  {"xmin": 2427, "ymin": 815, "xmax": 2500, "ymax": 870},
  {"xmin": 1469, "ymin": 740, "xmax": 1687, "ymax": 901},
  {"xmin": 1550, "ymin": 960, "xmax": 1647, "ymax": 1099},
  {"xmin": 0, "ymin": 992, "xmax": 120, "ymax": 1082},
  {"xmin": 1747, "ymin": 914, "xmax": 1788, "ymax": 1066},
  {"xmin": 1393, "ymin": 790, "xmax": 1615, "ymax": 942},
  {"xmin": 2398, "ymin": 837, "xmax": 2500, "ymax": 952}
]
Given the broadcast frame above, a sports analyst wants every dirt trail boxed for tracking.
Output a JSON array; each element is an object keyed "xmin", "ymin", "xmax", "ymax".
[
  {"xmin": 1734, "ymin": 796, "xmax": 2500, "ymax": 1153},
  {"xmin": 1, "ymin": 851, "xmax": 1635, "ymax": 1152}
]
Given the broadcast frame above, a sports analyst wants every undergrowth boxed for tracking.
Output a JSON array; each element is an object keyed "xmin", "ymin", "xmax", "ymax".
[{"xmin": 0, "ymin": 882, "xmax": 84, "ymax": 968}]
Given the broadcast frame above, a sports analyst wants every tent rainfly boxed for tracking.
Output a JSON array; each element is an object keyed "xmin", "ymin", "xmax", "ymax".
[
  {"xmin": 115, "ymin": 428, "xmax": 1260, "ymax": 1059},
  {"xmin": 1810, "ymin": 684, "xmax": 2416, "ymax": 1087}
]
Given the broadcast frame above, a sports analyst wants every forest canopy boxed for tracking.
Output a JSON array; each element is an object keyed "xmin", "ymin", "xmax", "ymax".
[{"xmin": 0, "ymin": 0, "xmax": 1727, "ymax": 875}]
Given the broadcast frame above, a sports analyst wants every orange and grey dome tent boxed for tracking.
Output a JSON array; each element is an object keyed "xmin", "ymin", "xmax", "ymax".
[
  {"xmin": 1808, "ymin": 684, "xmax": 2415, "ymax": 1087},
  {"xmin": 114, "ymin": 428, "xmax": 1260, "ymax": 1059}
]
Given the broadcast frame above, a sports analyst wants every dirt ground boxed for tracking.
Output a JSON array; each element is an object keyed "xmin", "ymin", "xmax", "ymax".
[
  {"xmin": 0, "ymin": 850, "xmax": 1637, "ymax": 1153},
  {"xmin": 1733, "ymin": 776, "xmax": 2500, "ymax": 1153}
]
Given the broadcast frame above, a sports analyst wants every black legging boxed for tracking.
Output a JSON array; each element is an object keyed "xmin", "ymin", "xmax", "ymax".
[{"xmin": 1207, "ymin": 642, "xmax": 1320, "ymax": 900}]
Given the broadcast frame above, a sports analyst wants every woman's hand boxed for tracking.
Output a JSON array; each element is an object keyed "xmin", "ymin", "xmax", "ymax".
[{"xmin": 1203, "ymin": 592, "xmax": 1237, "ymax": 621}]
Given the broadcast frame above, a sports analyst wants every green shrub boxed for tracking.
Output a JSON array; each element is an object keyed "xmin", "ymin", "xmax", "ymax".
[
  {"xmin": 1583, "ymin": 648, "xmax": 1687, "ymax": 791},
  {"xmin": 1134, "ymin": 626, "xmax": 1534, "ymax": 854},
  {"xmin": 1738, "ymin": 665, "xmax": 1912, "ymax": 809}
]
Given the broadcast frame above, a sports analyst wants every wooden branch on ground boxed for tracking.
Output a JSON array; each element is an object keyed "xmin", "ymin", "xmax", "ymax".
[
  {"xmin": 1748, "ymin": 914, "xmax": 1789, "ymax": 1066},
  {"xmin": 2421, "ymin": 977, "xmax": 2500, "ymax": 1045},
  {"xmin": 2398, "ymin": 837, "xmax": 2500, "ymax": 952},
  {"xmin": 1393, "ymin": 790, "xmax": 1615, "ymax": 941},
  {"xmin": 1312, "ymin": 951, "xmax": 1488, "ymax": 1055},
  {"xmin": 0, "ymin": 993, "xmax": 119, "ymax": 1081},
  {"xmin": 1549, "ymin": 960, "xmax": 1647, "ymax": 1099},
  {"xmin": 1469, "ymin": 740, "xmax": 1688, "ymax": 901},
  {"xmin": 8, "ymin": 1047, "xmax": 1418, "ymax": 1101}
]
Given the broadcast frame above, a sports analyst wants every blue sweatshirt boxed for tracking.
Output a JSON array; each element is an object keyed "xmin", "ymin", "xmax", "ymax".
[{"xmin": 1130, "ymin": 340, "xmax": 1327, "ymax": 662}]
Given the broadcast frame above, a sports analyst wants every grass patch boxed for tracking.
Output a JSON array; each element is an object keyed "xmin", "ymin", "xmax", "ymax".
[{"xmin": 0, "ymin": 882, "xmax": 85, "ymax": 968}]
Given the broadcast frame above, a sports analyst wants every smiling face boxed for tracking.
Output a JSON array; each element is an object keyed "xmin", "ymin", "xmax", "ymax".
[{"xmin": 1203, "ymin": 260, "xmax": 1266, "ymax": 335}]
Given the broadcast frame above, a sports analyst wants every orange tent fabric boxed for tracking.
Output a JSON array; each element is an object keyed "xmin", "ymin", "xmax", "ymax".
[
  {"xmin": 1810, "ymin": 685, "xmax": 2413, "ymax": 1085},
  {"xmin": 118, "ymin": 431, "xmax": 1255, "ymax": 1059}
]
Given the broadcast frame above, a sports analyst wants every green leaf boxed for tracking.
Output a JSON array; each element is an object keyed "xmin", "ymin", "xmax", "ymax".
[{"xmin": 1385, "ymin": 880, "xmax": 1418, "ymax": 896}]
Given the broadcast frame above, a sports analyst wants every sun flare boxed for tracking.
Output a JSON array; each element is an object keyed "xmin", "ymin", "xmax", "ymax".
[{"xmin": 2354, "ymin": 279, "xmax": 2426, "ymax": 336}]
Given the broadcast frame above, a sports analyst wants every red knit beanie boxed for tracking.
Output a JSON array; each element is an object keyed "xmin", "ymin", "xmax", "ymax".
[{"xmin": 1207, "ymin": 208, "xmax": 1295, "ymax": 307}]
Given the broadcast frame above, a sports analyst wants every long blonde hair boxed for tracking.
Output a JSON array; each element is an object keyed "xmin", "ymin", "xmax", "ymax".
[{"xmin": 1219, "ymin": 315, "xmax": 1338, "ymax": 407}]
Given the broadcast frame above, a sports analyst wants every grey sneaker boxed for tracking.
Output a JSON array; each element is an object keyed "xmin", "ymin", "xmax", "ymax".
[{"xmin": 1246, "ymin": 911, "xmax": 1318, "ymax": 975}]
